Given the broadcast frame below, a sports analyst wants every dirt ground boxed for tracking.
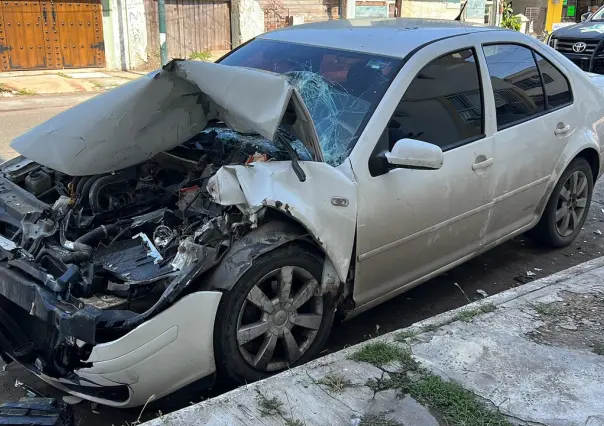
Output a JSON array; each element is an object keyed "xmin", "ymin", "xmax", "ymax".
[{"xmin": 3, "ymin": 184, "xmax": 604, "ymax": 426}]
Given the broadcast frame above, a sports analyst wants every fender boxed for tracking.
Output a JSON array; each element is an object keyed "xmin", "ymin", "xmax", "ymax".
[{"xmin": 206, "ymin": 161, "xmax": 358, "ymax": 283}]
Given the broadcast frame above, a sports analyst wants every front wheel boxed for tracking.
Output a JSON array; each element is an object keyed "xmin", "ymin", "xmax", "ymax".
[
  {"xmin": 213, "ymin": 244, "xmax": 335, "ymax": 384},
  {"xmin": 529, "ymin": 157, "xmax": 593, "ymax": 248}
]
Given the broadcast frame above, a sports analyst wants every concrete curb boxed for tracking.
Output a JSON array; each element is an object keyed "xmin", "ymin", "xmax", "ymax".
[{"xmin": 145, "ymin": 256, "xmax": 604, "ymax": 425}]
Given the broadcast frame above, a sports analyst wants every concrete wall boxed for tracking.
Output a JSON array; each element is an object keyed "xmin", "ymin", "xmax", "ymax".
[
  {"xmin": 103, "ymin": 0, "xmax": 148, "ymax": 70},
  {"xmin": 232, "ymin": 0, "xmax": 265, "ymax": 47},
  {"xmin": 399, "ymin": 0, "xmax": 461, "ymax": 19}
]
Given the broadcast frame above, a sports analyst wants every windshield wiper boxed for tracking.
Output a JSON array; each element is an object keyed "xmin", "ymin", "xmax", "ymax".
[{"xmin": 275, "ymin": 132, "xmax": 306, "ymax": 182}]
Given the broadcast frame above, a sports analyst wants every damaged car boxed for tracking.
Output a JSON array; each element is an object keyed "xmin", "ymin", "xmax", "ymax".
[{"xmin": 1, "ymin": 19, "xmax": 604, "ymax": 408}]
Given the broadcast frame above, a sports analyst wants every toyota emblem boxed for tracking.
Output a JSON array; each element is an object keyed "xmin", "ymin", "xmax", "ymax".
[{"xmin": 573, "ymin": 42, "xmax": 587, "ymax": 52}]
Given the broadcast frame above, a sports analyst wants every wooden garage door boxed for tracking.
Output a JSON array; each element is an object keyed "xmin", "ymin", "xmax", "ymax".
[{"xmin": 0, "ymin": 0, "xmax": 105, "ymax": 71}]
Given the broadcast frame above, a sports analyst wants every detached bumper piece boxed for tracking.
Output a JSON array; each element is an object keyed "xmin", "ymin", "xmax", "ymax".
[{"xmin": 0, "ymin": 397, "xmax": 73, "ymax": 426}]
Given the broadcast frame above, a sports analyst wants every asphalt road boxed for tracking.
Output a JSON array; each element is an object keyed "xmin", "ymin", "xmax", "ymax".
[{"xmin": 2, "ymin": 94, "xmax": 604, "ymax": 425}]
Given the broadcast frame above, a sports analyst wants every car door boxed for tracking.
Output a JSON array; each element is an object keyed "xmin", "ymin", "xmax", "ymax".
[
  {"xmin": 476, "ymin": 34, "xmax": 578, "ymax": 245},
  {"xmin": 349, "ymin": 34, "xmax": 497, "ymax": 310}
]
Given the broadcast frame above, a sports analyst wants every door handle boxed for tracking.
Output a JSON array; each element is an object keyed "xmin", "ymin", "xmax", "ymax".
[
  {"xmin": 554, "ymin": 124, "xmax": 571, "ymax": 135},
  {"xmin": 472, "ymin": 157, "xmax": 494, "ymax": 171}
]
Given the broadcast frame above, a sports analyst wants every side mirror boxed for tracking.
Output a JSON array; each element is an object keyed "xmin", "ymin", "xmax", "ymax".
[
  {"xmin": 385, "ymin": 138, "xmax": 443, "ymax": 170},
  {"xmin": 582, "ymin": 12, "xmax": 592, "ymax": 22}
]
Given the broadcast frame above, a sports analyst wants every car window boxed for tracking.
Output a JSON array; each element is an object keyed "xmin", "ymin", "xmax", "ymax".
[
  {"xmin": 219, "ymin": 39, "xmax": 403, "ymax": 167},
  {"xmin": 483, "ymin": 44, "xmax": 545, "ymax": 129},
  {"xmin": 386, "ymin": 48, "xmax": 484, "ymax": 151},
  {"xmin": 533, "ymin": 53, "xmax": 573, "ymax": 109}
]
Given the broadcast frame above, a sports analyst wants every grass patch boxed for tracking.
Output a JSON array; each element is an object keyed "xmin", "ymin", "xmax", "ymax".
[
  {"xmin": 256, "ymin": 392, "xmax": 284, "ymax": 417},
  {"xmin": 403, "ymin": 374, "xmax": 510, "ymax": 426},
  {"xmin": 531, "ymin": 302, "xmax": 562, "ymax": 316},
  {"xmin": 455, "ymin": 304, "xmax": 497, "ymax": 323},
  {"xmin": 317, "ymin": 373, "xmax": 352, "ymax": 393},
  {"xmin": 284, "ymin": 419, "xmax": 304, "ymax": 426},
  {"xmin": 592, "ymin": 342, "xmax": 604, "ymax": 356},
  {"xmin": 359, "ymin": 413, "xmax": 402, "ymax": 426},
  {"xmin": 17, "ymin": 88, "xmax": 36, "ymax": 96},
  {"xmin": 0, "ymin": 83, "xmax": 10, "ymax": 93},
  {"xmin": 189, "ymin": 51, "xmax": 212, "ymax": 61},
  {"xmin": 349, "ymin": 342, "xmax": 409, "ymax": 367},
  {"xmin": 395, "ymin": 330, "xmax": 417, "ymax": 342},
  {"xmin": 422, "ymin": 324, "xmax": 439, "ymax": 333},
  {"xmin": 57, "ymin": 71, "xmax": 71, "ymax": 78},
  {"xmin": 361, "ymin": 343, "xmax": 510, "ymax": 425}
]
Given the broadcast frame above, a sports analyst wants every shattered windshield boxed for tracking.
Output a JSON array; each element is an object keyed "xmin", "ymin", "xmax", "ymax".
[{"xmin": 219, "ymin": 39, "xmax": 402, "ymax": 166}]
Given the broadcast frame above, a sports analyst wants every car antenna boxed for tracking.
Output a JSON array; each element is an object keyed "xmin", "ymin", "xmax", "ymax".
[{"xmin": 455, "ymin": 1, "xmax": 467, "ymax": 20}]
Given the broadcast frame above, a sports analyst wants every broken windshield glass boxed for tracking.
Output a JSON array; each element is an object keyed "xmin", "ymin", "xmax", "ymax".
[{"xmin": 219, "ymin": 39, "xmax": 403, "ymax": 166}]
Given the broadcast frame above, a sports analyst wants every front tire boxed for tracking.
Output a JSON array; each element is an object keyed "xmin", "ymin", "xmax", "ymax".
[
  {"xmin": 529, "ymin": 157, "xmax": 593, "ymax": 248},
  {"xmin": 214, "ymin": 244, "xmax": 335, "ymax": 384}
]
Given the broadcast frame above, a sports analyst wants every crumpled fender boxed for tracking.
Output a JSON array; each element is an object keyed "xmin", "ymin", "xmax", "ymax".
[{"xmin": 206, "ymin": 161, "xmax": 357, "ymax": 283}]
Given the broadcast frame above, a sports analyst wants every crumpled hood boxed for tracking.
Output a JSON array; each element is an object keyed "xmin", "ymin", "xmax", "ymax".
[{"xmin": 10, "ymin": 60, "xmax": 323, "ymax": 176}]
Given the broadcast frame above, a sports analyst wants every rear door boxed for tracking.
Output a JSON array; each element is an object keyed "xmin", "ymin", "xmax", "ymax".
[{"xmin": 476, "ymin": 34, "xmax": 577, "ymax": 244}]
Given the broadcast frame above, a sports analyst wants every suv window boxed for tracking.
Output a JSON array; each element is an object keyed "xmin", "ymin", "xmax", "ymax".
[
  {"xmin": 387, "ymin": 48, "xmax": 484, "ymax": 151},
  {"xmin": 533, "ymin": 53, "xmax": 573, "ymax": 109}
]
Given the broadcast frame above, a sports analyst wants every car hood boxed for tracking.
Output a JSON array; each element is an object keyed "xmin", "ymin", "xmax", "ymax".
[
  {"xmin": 552, "ymin": 21, "xmax": 604, "ymax": 40},
  {"xmin": 10, "ymin": 60, "xmax": 323, "ymax": 176}
]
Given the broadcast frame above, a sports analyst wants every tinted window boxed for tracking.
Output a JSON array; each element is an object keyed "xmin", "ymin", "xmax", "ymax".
[
  {"xmin": 387, "ymin": 49, "xmax": 483, "ymax": 151},
  {"xmin": 534, "ymin": 53, "xmax": 573, "ymax": 108},
  {"xmin": 219, "ymin": 39, "xmax": 403, "ymax": 166},
  {"xmin": 483, "ymin": 44, "xmax": 545, "ymax": 129}
]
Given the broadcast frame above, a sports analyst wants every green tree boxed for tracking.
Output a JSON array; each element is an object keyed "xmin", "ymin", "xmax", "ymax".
[{"xmin": 501, "ymin": 2, "xmax": 521, "ymax": 31}]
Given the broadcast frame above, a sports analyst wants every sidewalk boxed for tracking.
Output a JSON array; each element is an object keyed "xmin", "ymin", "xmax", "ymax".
[
  {"xmin": 0, "ymin": 53, "xmax": 228, "ymax": 97},
  {"xmin": 146, "ymin": 257, "xmax": 604, "ymax": 426},
  {"xmin": 0, "ymin": 69, "xmax": 142, "ymax": 96}
]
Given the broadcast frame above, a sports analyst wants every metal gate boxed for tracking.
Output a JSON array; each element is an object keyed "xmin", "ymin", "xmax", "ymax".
[{"xmin": 0, "ymin": 0, "xmax": 105, "ymax": 72}]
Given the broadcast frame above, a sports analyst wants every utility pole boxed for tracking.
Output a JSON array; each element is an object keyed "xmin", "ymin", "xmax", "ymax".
[{"xmin": 158, "ymin": 0, "xmax": 168, "ymax": 66}]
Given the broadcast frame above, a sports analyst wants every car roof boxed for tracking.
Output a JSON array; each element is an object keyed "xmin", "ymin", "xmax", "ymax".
[{"xmin": 258, "ymin": 18, "xmax": 507, "ymax": 59}]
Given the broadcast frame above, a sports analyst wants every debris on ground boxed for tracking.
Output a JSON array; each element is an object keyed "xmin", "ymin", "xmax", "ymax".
[
  {"xmin": 514, "ymin": 274, "xmax": 536, "ymax": 284},
  {"xmin": 477, "ymin": 289, "xmax": 488, "ymax": 298}
]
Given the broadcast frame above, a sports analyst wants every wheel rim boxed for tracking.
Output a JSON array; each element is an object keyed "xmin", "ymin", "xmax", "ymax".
[
  {"xmin": 555, "ymin": 170, "xmax": 589, "ymax": 238},
  {"xmin": 236, "ymin": 266, "xmax": 324, "ymax": 372}
]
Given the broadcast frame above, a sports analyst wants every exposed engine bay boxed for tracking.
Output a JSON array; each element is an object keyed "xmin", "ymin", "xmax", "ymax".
[
  {"xmin": 0, "ymin": 125, "xmax": 305, "ymax": 373},
  {"xmin": 0, "ymin": 60, "xmax": 358, "ymax": 394}
]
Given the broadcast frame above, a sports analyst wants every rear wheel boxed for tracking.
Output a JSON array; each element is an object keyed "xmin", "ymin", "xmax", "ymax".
[
  {"xmin": 214, "ymin": 244, "xmax": 335, "ymax": 384},
  {"xmin": 529, "ymin": 157, "xmax": 593, "ymax": 248}
]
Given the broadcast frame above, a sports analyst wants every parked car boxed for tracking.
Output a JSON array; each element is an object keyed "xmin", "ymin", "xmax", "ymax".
[
  {"xmin": 549, "ymin": 5, "xmax": 604, "ymax": 73},
  {"xmin": 1, "ymin": 18, "xmax": 604, "ymax": 408}
]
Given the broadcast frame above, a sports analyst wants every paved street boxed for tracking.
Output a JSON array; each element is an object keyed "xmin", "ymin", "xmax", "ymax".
[
  {"xmin": 2, "ymin": 95, "xmax": 604, "ymax": 425},
  {"xmin": 0, "ymin": 94, "xmax": 95, "ymax": 161}
]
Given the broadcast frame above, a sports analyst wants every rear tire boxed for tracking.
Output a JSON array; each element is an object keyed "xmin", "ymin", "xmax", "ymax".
[
  {"xmin": 528, "ymin": 157, "xmax": 593, "ymax": 248},
  {"xmin": 213, "ymin": 244, "xmax": 335, "ymax": 385}
]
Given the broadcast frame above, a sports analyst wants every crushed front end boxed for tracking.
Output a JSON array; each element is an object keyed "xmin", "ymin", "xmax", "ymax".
[{"xmin": 0, "ymin": 126, "xmax": 306, "ymax": 406}]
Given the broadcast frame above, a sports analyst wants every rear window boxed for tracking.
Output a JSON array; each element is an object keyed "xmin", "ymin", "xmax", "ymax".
[{"xmin": 219, "ymin": 39, "xmax": 403, "ymax": 166}]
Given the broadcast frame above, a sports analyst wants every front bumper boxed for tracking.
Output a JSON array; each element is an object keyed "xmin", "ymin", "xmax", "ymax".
[{"xmin": 0, "ymin": 279, "xmax": 222, "ymax": 407}]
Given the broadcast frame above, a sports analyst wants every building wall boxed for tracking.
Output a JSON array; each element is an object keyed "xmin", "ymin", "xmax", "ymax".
[
  {"xmin": 258, "ymin": 0, "xmax": 340, "ymax": 25},
  {"xmin": 104, "ymin": 0, "xmax": 148, "ymax": 70},
  {"xmin": 399, "ymin": 0, "xmax": 461, "ymax": 19}
]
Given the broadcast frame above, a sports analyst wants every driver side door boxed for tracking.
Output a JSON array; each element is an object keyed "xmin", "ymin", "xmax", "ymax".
[{"xmin": 351, "ymin": 35, "xmax": 496, "ymax": 311}]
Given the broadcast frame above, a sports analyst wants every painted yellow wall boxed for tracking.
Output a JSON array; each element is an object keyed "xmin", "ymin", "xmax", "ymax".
[{"xmin": 545, "ymin": 0, "xmax": 563, "ymax": 31}]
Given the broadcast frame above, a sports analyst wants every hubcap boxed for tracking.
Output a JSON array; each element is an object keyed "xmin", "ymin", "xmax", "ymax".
[
  {"xmin": 556, "ymin": 170, "xmax": 589, "ymax": 237},
  {"xmin": 236, "ymin": 266, "xmax": 323, "ymax": 372}
]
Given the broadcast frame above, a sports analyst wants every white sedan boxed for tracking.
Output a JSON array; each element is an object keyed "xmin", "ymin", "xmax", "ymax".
[{"xmin": 0, "ymin": 18, "xmax": 603, "ymax": 407}]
